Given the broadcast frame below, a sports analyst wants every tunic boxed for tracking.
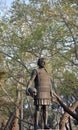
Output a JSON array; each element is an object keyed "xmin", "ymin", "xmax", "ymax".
[{"xmin": 27, "ymin": 68, "xmax": 52, "ymax": 105}]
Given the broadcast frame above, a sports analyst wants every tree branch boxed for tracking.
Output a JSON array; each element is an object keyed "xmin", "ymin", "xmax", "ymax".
[
  {"xmin": 53, "ymin": 92, "xmax": 78, "ymax": 121},
  {"xmin": 59, "ymin": 101, "xmax": 78, "ymax": 130}
]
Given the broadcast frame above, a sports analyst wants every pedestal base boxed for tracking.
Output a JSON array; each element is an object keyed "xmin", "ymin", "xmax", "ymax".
[{"xmin": 34, "ymin": 129, "xmax": 52, "ymax": 130}]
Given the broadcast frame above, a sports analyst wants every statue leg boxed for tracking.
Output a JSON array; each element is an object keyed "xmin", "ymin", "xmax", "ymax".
[
  {"xmin": 34, "ymin": 105, "xmax": 40, "ymax": 129},
  {"xmin": 43, "ymin": 105, "xmax": 50, "ymax": 129}
]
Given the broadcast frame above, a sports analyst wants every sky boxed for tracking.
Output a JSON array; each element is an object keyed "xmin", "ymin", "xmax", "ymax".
[
  {"xmin": 0, "ymin": 0, "xmax": 13, "ymax": 16},
  {"xmin": 7, "ymin": 0, "xmax": 13, "ymax": 5},
  {"xmin": 6, "ymin": 0, "xmax": 13, "ymax": 6},
  {"xmin": 0, "ymin": 0, "xmax": 29, "ymax": 16},
  {"xmin": 0, "ymin": 0, "xmax": 13, "ymax": 8},
  {"xmin": 1, "ymin": 0, "xmax": 29, "ymax": 7}
]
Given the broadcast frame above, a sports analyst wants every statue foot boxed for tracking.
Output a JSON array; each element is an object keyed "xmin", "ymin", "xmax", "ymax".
[
  {"xmin": 34, "ymin": 125, "xmax": 40, "ymax": 130},
  {"xmin": 44, "ymin": 124, "xmax": 50, "ymax": 129}
]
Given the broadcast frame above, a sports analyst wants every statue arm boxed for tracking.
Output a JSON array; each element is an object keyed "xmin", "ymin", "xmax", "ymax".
[
  {"xmin": 27, "ymin": 69, "xmax": 37, "ymax": 88},
  {"xmin": 26, "ymin": 69, "xmax": 37, "ymax": 95}
]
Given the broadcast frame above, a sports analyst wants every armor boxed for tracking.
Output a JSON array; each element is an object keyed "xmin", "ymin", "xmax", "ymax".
[{"xmin": 34, "ymin": 68, "xmax": 52, "ymax": 105}]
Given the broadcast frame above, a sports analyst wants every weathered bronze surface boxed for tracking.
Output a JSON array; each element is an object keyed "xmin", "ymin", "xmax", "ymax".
[{"xmin": 26, "ymin": 58, "xmax": 53, "ymax": 130}]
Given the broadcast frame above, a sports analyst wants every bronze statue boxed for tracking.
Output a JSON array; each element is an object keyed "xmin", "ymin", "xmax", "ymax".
[{"xmin": 26, "ymin": 58, "xmax": 53, "ymax": 129}]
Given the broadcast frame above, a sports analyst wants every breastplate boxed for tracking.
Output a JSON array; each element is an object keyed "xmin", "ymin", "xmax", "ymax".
[{"xmin": 34, "ymin": 68, "xmax": 51, "ymax": 99}]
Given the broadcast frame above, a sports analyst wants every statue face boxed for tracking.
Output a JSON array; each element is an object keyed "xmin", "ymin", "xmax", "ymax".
[{"xmin": 38, "ymin": 58, "xmax": 45, "ymax": 68}]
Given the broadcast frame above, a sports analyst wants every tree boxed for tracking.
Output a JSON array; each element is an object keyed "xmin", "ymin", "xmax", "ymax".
[{"xmin": 0, "ymin": 0, "xmax": 78, "ymax": 129}]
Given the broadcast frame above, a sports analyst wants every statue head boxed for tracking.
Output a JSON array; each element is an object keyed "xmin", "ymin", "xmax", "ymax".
[{"xmin": 37, "ymin": 58, "xmax": 45, "ymax": 68}]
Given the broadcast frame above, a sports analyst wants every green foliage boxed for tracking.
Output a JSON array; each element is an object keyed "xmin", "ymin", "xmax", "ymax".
[
  {"xmin": 58, "ymin": 71, "xmax": 78, "ymax": 97},
  {"xmin": 0, "ymin": 0, "xmax": 78, "ymax": 128}
]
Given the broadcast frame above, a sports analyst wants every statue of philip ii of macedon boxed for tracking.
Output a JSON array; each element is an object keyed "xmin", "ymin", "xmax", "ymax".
[{"xmin": 26, "ymin": 58, "xmax": 53, "ymax": 129}]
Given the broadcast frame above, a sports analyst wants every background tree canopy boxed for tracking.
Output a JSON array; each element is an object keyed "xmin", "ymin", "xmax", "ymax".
[{"xmin": 0, "ymin": 0, "xmax": 78, "ymax": 129}]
